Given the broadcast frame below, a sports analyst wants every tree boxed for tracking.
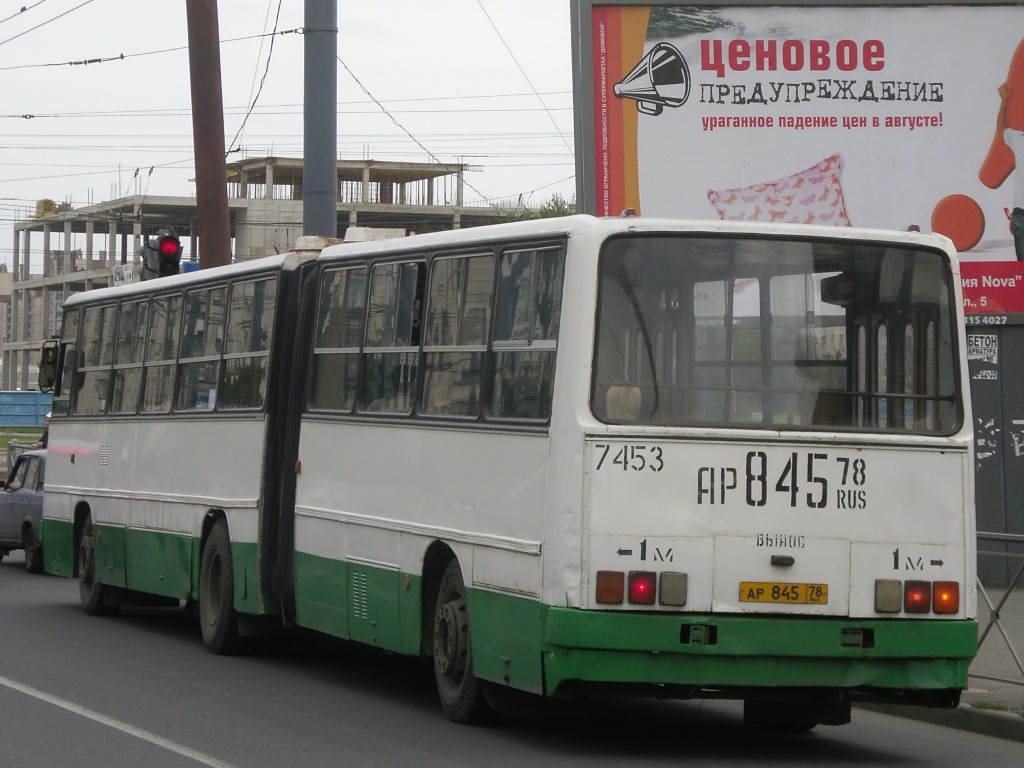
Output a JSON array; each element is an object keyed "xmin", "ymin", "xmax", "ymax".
[{"xmin": 538, "ymin": 192, "xmax": 576, "ymax": 218}]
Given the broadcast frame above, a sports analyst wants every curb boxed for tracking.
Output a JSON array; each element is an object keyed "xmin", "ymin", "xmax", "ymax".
[{"xmin": 857, "ymin": 702, "xmax": 1024, "ymax": 743}]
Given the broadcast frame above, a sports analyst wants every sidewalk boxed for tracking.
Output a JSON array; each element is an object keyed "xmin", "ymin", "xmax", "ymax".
[{"xmin": 862, "ymin": 587, "xmax": 1024, "ymax": 742}]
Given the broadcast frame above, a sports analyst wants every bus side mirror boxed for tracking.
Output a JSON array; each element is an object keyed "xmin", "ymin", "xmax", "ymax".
[{"xmin": 38, "ymin": 339, "xmax": 59, "ymax": 392}]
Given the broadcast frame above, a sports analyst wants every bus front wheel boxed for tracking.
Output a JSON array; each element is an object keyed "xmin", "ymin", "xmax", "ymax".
[
  {"xmin": 432, "ymin": 560, "xmax": 491, "ymax": 723},
  {"xmin": 78, "ymin": 513, "xmax": 118, "ymax": 616},
  {"xmin": 199, "ymin": 519, "xmax": 241, "ymax": 654}
]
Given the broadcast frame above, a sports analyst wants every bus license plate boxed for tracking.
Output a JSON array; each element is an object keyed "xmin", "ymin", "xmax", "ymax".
[{"xmin": 739, "ymin": 582, "xmax": 828, "ymax": 605}]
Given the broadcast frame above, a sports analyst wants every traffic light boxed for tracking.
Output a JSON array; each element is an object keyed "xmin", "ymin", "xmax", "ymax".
[{"xmin": 140, "ymin": 229, "xmax": 182, "ymax": 280}]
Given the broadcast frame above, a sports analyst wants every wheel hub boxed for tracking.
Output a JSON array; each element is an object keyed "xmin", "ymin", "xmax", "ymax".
[
  {"xmin": 434, "ymin": 597, "xmax": 467, "ymax": 678},
  {"xmin": 79, "ymin": 536, "xmax": 93, "ymax": 582}
]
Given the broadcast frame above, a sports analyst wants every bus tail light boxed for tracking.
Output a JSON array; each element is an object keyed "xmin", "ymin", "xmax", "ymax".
[
  {"xmin": 874, "ymin": 579, "xmax": 902, "ymax": 613},
  {"xmin": 932, "ymin": 581, "xmax": 960, "ymax": 614},
  {"xmin": 596, "ymin": 571, "xmax": 624, "ymax": 604},
  {"xmin": 628, "ymin": 571, "xmax": 657, "ymax": 605},
  {"xmin": 876, "ymin": 578, "xmax": 962, "ymax": 614},
  {"xmin": 659, "ymin": 572, "xmax": 688, "ymax": 606},
  {"xmin": 904, "ymin": 581, "xmax": 931, "ymax": 613}
]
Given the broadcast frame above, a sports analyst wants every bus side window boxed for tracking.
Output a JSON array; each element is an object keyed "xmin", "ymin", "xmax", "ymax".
[
  {"xmin": 420, "ymin": 253, "xmax": 494, "ymax": 418},
  {"xmin": 50, "ymin": 308, "xmax": 81, "ymax": 415},
  {"xmin": 490, "ymin": 246, "xmax": 564, "ymax": 420},
  {"xmin": 176, "ymin": 286, "xmax": 226, "ymax": 412},
  {"xmin": 142, "ymin": 294, "xmax": 181, "ymax": 414},
  {"xmin": 220, "ymin": 276, "xmax": 278, "ymax": 410},
  {"xmin": 110, "ymin": 299, "xmax": 148, "ymax": 415},
  {"xmin": 310, "ymin": 267, "xmax": 367, "ymax": 412},
  {"xmin": 73, "ymin": 304, "xmax": 117, "ymax": 415},
  {"xmin": 360, "ymin": 260, "xmax": 424, "ymax": 414}
]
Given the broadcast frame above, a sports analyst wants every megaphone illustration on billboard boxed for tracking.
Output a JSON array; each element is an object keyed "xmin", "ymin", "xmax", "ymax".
[{"xmin": 613, "ymin": 42, "xmax": 691, "ymax": 116}]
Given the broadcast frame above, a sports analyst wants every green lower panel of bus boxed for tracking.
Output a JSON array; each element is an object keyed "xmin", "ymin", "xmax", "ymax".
[
  {"xmin": 291, "ymin": 553, "xmax": 976, "ymax": 698},
  {"xmin": 293, "ymin": 551, "xmax": 421, "ymax": 654},
  {"xmin": 41, "ymin": 517, "xmax": 263, "ymax": 613},
  {"xmin": 41, "ymin": 517, "xmax": 74, "ymax": 577},
  {"xmin": 45, "ymin": 525, "xmax": 977, "ymax": 700},
  {"xmin": 292, "ymin": 553, "xmax": 546, "ymax": 691},
  {"xmin": 541, "ymin": 607, "xmax": 977, "ymax": 695}
]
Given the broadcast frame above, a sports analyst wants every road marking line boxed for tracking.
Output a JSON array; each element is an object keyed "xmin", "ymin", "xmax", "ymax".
[{"xmin": 0, "ymin": 674, "xmax": 239, "ymax": 768}]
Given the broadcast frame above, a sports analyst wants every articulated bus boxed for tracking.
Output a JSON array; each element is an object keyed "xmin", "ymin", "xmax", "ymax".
[{"xmin": 39, "ymin": 215, "xmax": 976, "ymax": 728}]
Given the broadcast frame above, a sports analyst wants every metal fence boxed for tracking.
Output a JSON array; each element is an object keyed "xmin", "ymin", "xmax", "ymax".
[{"xmin": 974, "ymin": 531, "xmax": 1024, "ymax": 687}]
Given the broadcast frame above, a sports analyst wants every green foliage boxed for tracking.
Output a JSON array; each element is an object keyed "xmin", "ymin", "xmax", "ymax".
[
  {"xmin": 502, "ymin": 192, "xmax": 577, "ymax": 222},
  {"xmin": 537, "ymin": 192, "xmax": 577, "ymax": 218}
]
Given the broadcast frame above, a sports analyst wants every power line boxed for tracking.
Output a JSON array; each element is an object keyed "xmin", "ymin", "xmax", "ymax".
[
  {"xmin": 0, "ymin": 1, "xmax": 50, "ymax": 27},
  {"xmin": 0, "ymin": 28, "xmax": 302, "ymax": 72},
  {"xmin": 475, "ymin": 0, "xmax": 574, "ymax": 159},
  {"xmin": 0, "ymin": 0, "xmax": 95, "ymax": 48},
  {"xmin": 336, "ymin": 55, "xmax": 513, "ymax": 216},
  {"xmin": 227, "ymin": 0, "xmax": 283, "ymax": 156}
]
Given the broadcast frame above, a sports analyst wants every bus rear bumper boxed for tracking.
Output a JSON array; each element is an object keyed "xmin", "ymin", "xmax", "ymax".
[{"xmin": 542, "ymin": 607, "xmax": 976, "ymax": 704}]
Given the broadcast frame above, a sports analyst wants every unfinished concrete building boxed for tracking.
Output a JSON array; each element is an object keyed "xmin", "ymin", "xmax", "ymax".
[{"xmin": 2, "ymin": 157, "xmax": 518, "ymax": 389}]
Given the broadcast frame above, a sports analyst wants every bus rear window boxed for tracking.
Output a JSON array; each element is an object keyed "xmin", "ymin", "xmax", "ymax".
[{"xmin": 592, "ymin": 235, "xmax": 960, "ymax": 433}]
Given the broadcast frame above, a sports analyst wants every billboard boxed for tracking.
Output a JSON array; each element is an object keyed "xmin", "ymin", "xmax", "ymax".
[{"xmin": 571, "ymin": 1, "xmax": 1024, "ymax": 264}]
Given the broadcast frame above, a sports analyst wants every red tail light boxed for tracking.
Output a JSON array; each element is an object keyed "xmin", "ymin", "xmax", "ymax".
[
  {"xmin": 628, "ymin": 571, "xmax": 657, "ymax": 605},
  {"xmin": 904, "ymin": 580, "xmax": 931, "ymax": 613}
]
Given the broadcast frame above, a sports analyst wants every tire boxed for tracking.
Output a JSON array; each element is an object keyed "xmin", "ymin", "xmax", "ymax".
[
  {"xmin": 432, "ymin": 560, "xmax": 491, "ymax": 723},
  {"xmin": 78, "ymin": 513, "xmax": 118, "ymax": 616},
  {"xmin": 23, "ymin": 526, "xmax": 43, "ymax": 574},
  {"xmin": 199, "ymin": 519, "xmax": 240, "ymax": 654}
]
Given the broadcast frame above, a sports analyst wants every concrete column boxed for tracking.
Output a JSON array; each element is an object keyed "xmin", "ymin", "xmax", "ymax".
[
  {"xmin": 132, "ymin": 221, "xmax": 143, "ymax": 264},
  {"xmin": 18, "ymin": 348, "xmax": 29, "ymax": 391},
  {"xmin": 108, "ymin": 221, "xmax": 118, "ymax": 268},
  {"xmin": 456, "ymin": 169, "xmax": 464, "ymax": 207},
  {"xmin": 11, "ymin": 228, "xmax": 19, "ymax": 285},
  {"xmin": 265, "ymin": 161, "xmax": 274, "ymax": 200},
  {"xmin": 85, "ymin": 220, "xmax": 95, "ymax": 269},
  {"xmin": 362, "ymin": 167, "xmax": 370, "ymax": 204},
  {"xmin": 63, "ymin": 220, "xmax": 72, "ymax": 274},
  {"xmin": 41, "ymin": 225, "xmax": 51, "ymax": 279}
]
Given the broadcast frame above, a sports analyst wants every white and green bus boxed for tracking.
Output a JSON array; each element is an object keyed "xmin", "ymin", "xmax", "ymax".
[{"xmin": 39, "ymin": 215, "xmax": 977, "ymax": 727}]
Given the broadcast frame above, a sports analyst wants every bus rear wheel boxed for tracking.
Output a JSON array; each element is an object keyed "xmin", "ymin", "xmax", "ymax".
[
  {"xmin": 78, "ymin": 513, "xmax": 118, "ymax": 616},
  {"xmin": 199, "ymin": 519, "xmax": 240, "ymax": 654},
  {"xmin": 432, "ymin": 560, "xmax": 491, "ymax": 723}
]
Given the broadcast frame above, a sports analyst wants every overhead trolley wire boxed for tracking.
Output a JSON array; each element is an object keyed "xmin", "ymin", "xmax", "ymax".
[{"xmin": 0, "ymin": 0, "xmax": 95, "ymax": 48}]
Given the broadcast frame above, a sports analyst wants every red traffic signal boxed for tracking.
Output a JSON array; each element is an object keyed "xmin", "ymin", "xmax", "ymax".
[
  {"xmin": 155, "ymin": 232, "xmax": 182, "ymax": 277},
  {"xmin": 158, "ymin": 236, "xmax": 180, "ymax": 256}
]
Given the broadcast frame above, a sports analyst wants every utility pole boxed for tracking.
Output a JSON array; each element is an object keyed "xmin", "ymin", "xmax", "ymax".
[
  {"xmin": 303, "ymin": 0, "xmax": 338, "ymax": 237},
  {"xmin": 186, "ymin": 0, "xmax": 232, "ymax": 267}
]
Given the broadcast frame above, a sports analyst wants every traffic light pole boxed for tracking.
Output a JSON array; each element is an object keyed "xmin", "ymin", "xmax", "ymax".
[{"xmin": 186, "ymin": 0, "xmax": 232, "ymax": 268}]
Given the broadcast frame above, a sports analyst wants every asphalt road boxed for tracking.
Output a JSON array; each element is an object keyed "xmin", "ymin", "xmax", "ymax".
[{"xmin": 1, "ymin": 553, "xmax": 1020, "ymax": 768}]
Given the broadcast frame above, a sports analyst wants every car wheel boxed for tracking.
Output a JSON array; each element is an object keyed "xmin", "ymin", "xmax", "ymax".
[{"xmin": 23, "ymin": 526, "xmax": 43, "ymax": 574}]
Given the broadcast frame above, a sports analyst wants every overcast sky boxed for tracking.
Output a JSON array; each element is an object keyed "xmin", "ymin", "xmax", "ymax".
[{"xmin": 0, "ymin": 0, "xmax": 576, "ymax": 268}]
